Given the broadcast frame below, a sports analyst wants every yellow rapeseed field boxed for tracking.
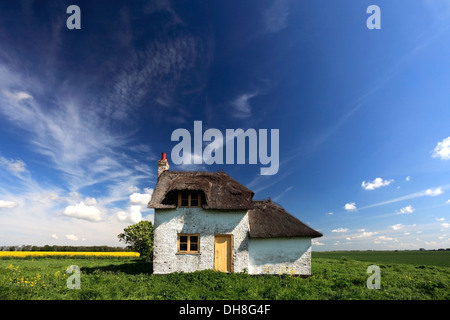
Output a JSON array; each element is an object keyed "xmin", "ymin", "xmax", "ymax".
[{"xmin": 0, "ymin": 251, "xmax": 139, "ymax": 258}]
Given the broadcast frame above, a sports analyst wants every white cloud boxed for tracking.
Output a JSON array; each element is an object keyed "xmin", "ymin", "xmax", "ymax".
[
  {"xmin": 129, "ymin": 190, "xmax": 153, "ymax": 206},
  {"xmin": 361, "ymin": 177, "xmax": 393, "ymax": 190},
  {"xmin": 344, "ymin": 202, "xmax": 357, "ymax": 211},
  {"xmin": 332, "ymin": 228, "xmax": 349, "ymax": 233},
  {"xmin": 2, "ymin": 89, "xmax": 33, "ymax": 102},
  {"xmin": 312, "ymin": 239, "xmax": 324, "ymax": 246},
  {"xmin": 116, "ymin": 205, "xmax": 143, "ymax": 224},
  {"xmin": 83, "ymin": 197, "xmax": 97, "ymax": 206},
  {"xmin": 0, "ymin": 157, "xmax": 27, "ymax": 173},
  {"xmin": 128, "ymin": 206, "xmax": 142, "ymax": 223},
  {"xmin": 51, "ymin": 234, "xmax": 58, "ymax": 240},
  {"xmin": 436, "ymin": 217, "xmax": 445, "ymax": 221},
  {"xmin": 442, "ymin": 223, "xmax": 450, "ymax": 229},
  {"xmin": 63, "ymin": 201, "xmax": 102, "ymax": 222},
  {"xmin": 405, "ymin": 176, "xmax": 411, "ymax": 181},
  {"xmin": 143, "ymin": 188, "xmax": 154, "ymax": 195},
  {"xmin": 354, "ymin": 231, "xmax": 378, "ymax": 238},
  {"xmin": 114, "ymin": 188, "xmax": 154, "ymax": 224},
  {"xmin": 446, "ymin": 200, "xmax": 450, "ymax": 204},
  {"xmin": 397, "ymin": 205, "xmax": 415, "ymax": 214},
  {"xmin": 65, "ymin": 234, "xmax": 78, "ymax": 241},
  {"xmin": 391, "ymin": 224, "xmax": 405, "ymax": 230},
  {"xmin": 0, "ymin": 200, "xmax": 19, "ymax": 209},
  {"xmin": 375, "ymin": 235, "xmax": 396, "ymax": 242},
  {"xmin": 327, "ymin": 212, "xmax": 334, "ymax": 215},
  {"xmin": 425, "ymin": 187, "xmax": 443, "ymax": 196},
  {"xmin": 432, "ymin": 136, "xmax": 450, "ymax": 160}
]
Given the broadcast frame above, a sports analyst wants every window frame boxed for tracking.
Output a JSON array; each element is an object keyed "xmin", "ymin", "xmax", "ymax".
[
  {"xmin": 177, "ymin": 233, "xmax": 200, "ymax": 254},
  {"xmin": 178, "ymin": 191, "xmax": 202, "ymax": 208}
]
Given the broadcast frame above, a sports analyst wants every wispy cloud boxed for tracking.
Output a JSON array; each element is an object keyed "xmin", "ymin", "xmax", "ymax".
[
  {"xmin": 0, "ymin": 157, "xmax": 27, "ymax": 173},
  {"xmin": 272, "ymin": 186, "xmax": 294, "ymax": 202},
  {"xmin": 230, "ymin": 92, "xmax": 259, "ymax": 119},
  {"xmin": 246, "ymin": 171, "xmax": 291, "ymax": 195},
  {"xmin": 263, "ymin": 0, "xmax": 292, "ymax": 33},
  {"xmin": 359, "ymin": 186, "xmax": 446, "ymax": 211},
  {"xmin": 2, "ymin": 89, "xmax": 33, "ymax": 102},
  {"xmin": 0, "ymin": 46, "xmax": 160, "ymax": 240},
  {"xmin": 0, "ymin": 83, "xmax": 142, "ymax": 196}
]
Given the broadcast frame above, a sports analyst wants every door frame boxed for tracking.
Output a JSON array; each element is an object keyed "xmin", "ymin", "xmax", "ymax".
[{"xmin": 214, "ymin": 234, "xmax": 233, "ymax": 273}]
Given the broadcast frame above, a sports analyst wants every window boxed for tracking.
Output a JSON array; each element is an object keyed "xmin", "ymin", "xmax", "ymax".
[
  {"xmin": 178, "ymin": 191, "xmax": 201, "ymax": 207},
  {"xmin": 177, "ymin": 234, "xmax": 200, "ymax": 254}
]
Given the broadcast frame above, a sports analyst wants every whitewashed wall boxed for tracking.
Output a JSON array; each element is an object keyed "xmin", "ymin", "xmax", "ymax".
[
  {"xmin": 248, "ymin": 237, "xmax": 312, "ymax": 276},
  {"xmin": 153, "ymin": 208, "xmax": 249, "ymax": 274}
]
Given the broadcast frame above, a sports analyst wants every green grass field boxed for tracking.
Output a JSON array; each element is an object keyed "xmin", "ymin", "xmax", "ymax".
[
  {"xmin": 312, "ymin": 250, "xmax": 450, "ymax": 267},
  {"xmin": 0, "ymin": 251, "xmax": 448, "ymax": 300}
]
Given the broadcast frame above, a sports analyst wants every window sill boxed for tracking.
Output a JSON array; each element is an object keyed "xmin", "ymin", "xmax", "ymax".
[
  {"xmin": 176, "ymin": 252, "xmax": 201, "ymax": 255},
  {"xmin": 178, "ymin": 206, "xmax": 202, "ymax": 208}
]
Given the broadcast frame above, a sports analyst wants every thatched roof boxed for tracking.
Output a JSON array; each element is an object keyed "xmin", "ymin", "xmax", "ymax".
[
  {"xmin": 248, "ymin": 199, "xmax": 322, "ymax": 238},
  {"xmin": 147, "ymin": 171, "xmax": 255, "ymax": 210},
  {"xmin": 148, "ymin": 170, "xmax": 322, "ymax": 239}
]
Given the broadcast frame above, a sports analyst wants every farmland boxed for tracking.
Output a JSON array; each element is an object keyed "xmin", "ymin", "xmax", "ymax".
[
  {"xmin": 0, "ymin": 251, "xmax": 140, "ymax": 259},
  {"xmin": 0, "ymin": 251, "xmax": 448, "ymax": 300},
  {"xmin": 312, "ymin": 250, "xmax": 450, "ymax": 267}
]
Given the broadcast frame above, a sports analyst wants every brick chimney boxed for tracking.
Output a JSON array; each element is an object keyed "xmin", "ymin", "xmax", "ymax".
[{"xmin": 158, "ymin": 152, "xmax": 169, "ymax": 178}]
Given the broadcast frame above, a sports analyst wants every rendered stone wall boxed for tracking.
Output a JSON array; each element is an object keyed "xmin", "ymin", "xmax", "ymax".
[
  {"xmin": 153, "ymin": 207, "xmax": 249, "ymax": 274},
  {"xmin": 248, "ymin": 237, "xmax": 312, "ymax": 276}
]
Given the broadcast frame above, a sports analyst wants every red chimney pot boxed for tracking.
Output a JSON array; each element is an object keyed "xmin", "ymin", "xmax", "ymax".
[{"xmin": 161, "ymin": 152, "xmax": 166, "ymax": 160}]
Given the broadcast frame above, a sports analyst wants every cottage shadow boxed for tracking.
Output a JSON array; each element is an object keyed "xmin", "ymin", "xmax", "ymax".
[{"xmin": 82, "ymin": 260, "xmax": 153, "ymax": 275}]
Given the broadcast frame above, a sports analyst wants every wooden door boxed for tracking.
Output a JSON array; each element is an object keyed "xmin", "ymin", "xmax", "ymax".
[{"xmin": 214, "ymin": 235, "xmax": 232, "ymax": 272}]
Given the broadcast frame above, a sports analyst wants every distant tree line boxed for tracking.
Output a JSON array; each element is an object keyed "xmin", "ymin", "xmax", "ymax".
[{"xmin": 0, "ymin": 245, "xmax": 132, "ymax": 252}]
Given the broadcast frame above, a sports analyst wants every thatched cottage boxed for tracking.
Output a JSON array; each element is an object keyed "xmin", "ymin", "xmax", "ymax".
[{"xmin": 147, "ymin": 153, "xmax": 322, "ymax": 276}]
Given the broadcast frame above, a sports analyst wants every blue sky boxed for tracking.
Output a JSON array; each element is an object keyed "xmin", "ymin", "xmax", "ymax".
[{"xmin": 0, "ymin": 0, "xmax": 449, "ymax": 250}]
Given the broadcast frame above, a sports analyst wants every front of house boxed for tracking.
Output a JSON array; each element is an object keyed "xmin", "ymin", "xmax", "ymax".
[{"xmin": 147, "ymin": 154, "xmax": 322, "ymax": 276}]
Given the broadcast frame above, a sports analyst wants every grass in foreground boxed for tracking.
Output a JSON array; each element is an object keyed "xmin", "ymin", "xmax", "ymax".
[{"xmin": 0, "ymin": 256, "xmax": 449, "ymax": 300}]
